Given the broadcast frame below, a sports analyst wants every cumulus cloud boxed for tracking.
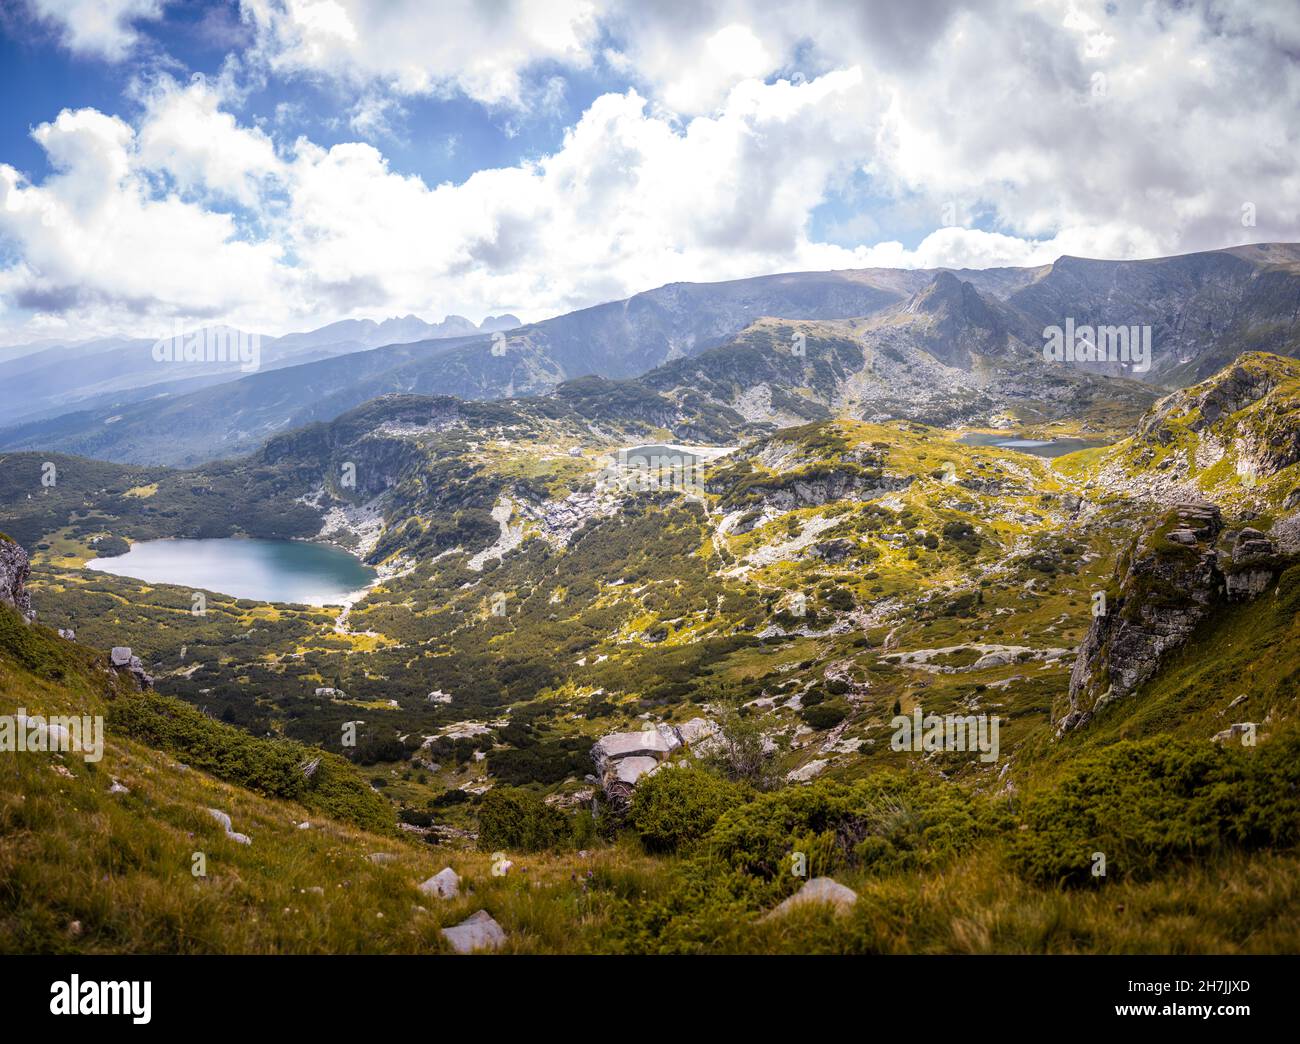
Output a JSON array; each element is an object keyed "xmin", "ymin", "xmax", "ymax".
[
  {"xmin": 241, "ymin": 0, "xmax": 601, "ymax": 108},
  {"xmin": 26, "ymin": 0, "xmax": 166, "ymax": 60},
  {"xmin": 1, "ymin": 0, "xmax": 1298, "ymax": 344}
]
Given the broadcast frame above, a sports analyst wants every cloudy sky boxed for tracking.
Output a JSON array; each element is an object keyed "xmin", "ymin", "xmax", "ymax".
[{"xmin": 0, "ymin": 0, "xmax": 1296, "ymax": 345}]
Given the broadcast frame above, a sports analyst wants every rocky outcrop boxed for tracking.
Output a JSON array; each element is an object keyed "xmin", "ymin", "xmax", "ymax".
[
  {"xmin": 111, "ymin": 647, "xmax": 154, "ymax": 689},
  {"xmin": 0, "ymin": 536, "xmax": 35, "ymax": 623},
  {"xmin": 1060, "ymin": 502, "xmax": 1225, "ymax": 733},
  {"xmin": 591, "ymin": 718, "xmax": 718, "ymax": 808},
  {"xmin": 1223, "ymin": 527, "xmax": 1281, "ymax": 600}
]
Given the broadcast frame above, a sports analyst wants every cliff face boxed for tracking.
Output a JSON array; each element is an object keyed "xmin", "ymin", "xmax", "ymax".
[
  {"xmin": 0, "ymin": 534, "xmax": 34, "ymax": 622},
  {"xmin": 1060, "ymin": 501, "xmax": 1293, "ymax": 734},
  {"xmin": 1060, "ymin": 502, "xmax": 1225, "ymax": 733}
]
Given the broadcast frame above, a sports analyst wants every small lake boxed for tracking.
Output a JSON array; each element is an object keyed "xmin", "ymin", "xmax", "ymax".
[
  {"xmin": 958, "ymin": 433, "xmax": 1108, "ymax": 458},
  {"xmin": 86, "ymin": 538, "xmax": 376, "ymax": 605}
]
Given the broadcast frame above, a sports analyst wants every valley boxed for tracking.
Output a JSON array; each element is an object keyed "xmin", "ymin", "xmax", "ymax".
[{"xmin": 2, "ymin": 252, "xmax": 1300, "ymax": 956}]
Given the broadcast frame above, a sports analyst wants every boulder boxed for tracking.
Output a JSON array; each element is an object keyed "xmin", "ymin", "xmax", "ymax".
[
  {"xmin": 767, "ymin": 877, "xmax": 858, "ymax": 919},
  {"xmin": 612, "ymin": 756, "xmax": 660, "ymax": 786},
  {"xmin": 441, "ymin": 910, "xmax": 506, "ymax": 954},
  {"xmin": 591, "ymin": 727, "xmax": 679, "ymax": 772},
  {"xmin": 419, "ymin": 867, "xmax": 461, "ymax": 899},
  {"xmin": 110, "ymin": 646, "xmax": 153, "ymax": 688},
  {"xmin": 786, "ymin": 759, "xmax": 828, "ymax": 783}
]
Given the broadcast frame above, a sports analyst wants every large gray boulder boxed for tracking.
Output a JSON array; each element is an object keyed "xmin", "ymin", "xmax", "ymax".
[
  {"xmin": 441, "ymin": 910, "xmax": 506, "ymax": 953},
  {"xmin": 767, "ymin": 877, "xmax": 858, "ymax": 919},
  {"xmin": 590, "ymin": 719, "xmax": 719, "ymax": 808}
]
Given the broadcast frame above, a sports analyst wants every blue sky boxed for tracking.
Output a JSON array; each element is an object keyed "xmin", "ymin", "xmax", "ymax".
[{"xmin": 0, "ymin": 0, "xmax": 1295, "ymax": 345}]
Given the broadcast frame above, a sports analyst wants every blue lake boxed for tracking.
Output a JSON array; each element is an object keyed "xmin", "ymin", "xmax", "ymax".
[
  {"xmin": 86, "ymin": 538, "xmax": 376, "ymax": 606},
  {"xmin": 958, "ymin": 433, "xmax": 1109, "ymax": 458}
]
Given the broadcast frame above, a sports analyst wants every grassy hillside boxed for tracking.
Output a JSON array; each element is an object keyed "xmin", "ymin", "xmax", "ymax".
[{"xmin": 4, "ymin": 591, "xmax": 1300, "ymax": 954}]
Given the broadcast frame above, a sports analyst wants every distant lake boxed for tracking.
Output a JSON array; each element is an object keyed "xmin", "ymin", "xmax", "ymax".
[
  {"xmin": 86, "ymin": 538, "xmax": 376, "ymax": 606},
  {"xmin": 958, "ymin": 433, "xmax": 1109, "ymax": 458}
]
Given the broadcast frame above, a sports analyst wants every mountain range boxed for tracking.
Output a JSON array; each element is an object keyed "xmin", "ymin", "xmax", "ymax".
[{"xmin": 3, "ymin": 243, "xmax": 1298, "ymax": 467}]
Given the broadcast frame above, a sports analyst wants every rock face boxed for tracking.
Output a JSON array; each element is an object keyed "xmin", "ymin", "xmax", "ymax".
[
  {"xmin": 110, "ymin": 646, "xmax": 154, "ymax": 689},
  {"xmin": 441, "ymin": 910, "xmax": 506, "ymax": 954},
  {"xmin": 590, "ymin": 718, "xmax": 718, "ymax": 808},
  {"xmin": 1224, "ymin": 527, "xmax": 1281, "ymax": 600},
  {"xmin": 0, "ymin": 536, "xmax": 35, "ymax": 623},
  {"xmin": 1060, "ymin": 502, "xmax": 1227, "ymax": 733}
]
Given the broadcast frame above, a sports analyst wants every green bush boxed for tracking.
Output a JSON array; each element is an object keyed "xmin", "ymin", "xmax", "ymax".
[
  {"xmin": 705, "ymin": 774, "xmax": 995, "ymax": 890},
  {"xmin": 477, "ymin": 787, "xmax": 570, "ymax": 852},
  {"xmin": 800, "ymin": 699, "xmax": 850, "ymax": 730},
  {"xmin": 1011, "ymin": 731, "xmax": 1300, "ymax": 886},
  {"xmin": 629, "ymin": 766, "xmax": 749, "ymax": 852}
]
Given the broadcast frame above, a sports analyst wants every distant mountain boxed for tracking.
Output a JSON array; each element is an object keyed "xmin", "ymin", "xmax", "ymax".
[
  {"xmin": 3, "ymin": 245, "xmax": 1298, "ymax": 466},
  {"xmin": 0, "ymin": 313, "xmax": 519, "ymax": 430}
]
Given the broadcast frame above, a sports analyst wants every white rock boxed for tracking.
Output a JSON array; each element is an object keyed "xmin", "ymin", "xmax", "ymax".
[
  {"xmin": 786, "ymin": 759, "xmax": 828, "ymax": 783},
  {"xmin": 441, "ymin": 910, "xmax": 506, "ymax": 953},
  {"xmin": 768, "ymin": 877, "xmax": 858, "ymax": 918},
  {"xmin": 676, "ymin": 717, "xmax": 719, "ymax": 745},
  {"xmin": 109, "ymin": 779, "xmax": 129, "ymax": 795},
  {"xmin": 613, "ymin": 756, "xmax": 661, "ymax": 785},
  {"xmin": 419, "ymin": 867, "xmax": 461, "ymax": 899}
]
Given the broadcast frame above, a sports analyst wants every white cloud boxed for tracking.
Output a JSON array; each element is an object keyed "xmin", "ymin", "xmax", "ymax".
[
  {"xmin": 28, "ymin": 0, "xmax": 166, "ymax": 60},
  {"xmin": 136, "ymin": 77, "xmax": 284, "ymax": 204},
  {"xmin": 1, "ymin": 0, "xmax": 1299, "ymax": 345},
  {"xmin": 242, "ymin": 0, "xmax": 601, "ymax": 108}
]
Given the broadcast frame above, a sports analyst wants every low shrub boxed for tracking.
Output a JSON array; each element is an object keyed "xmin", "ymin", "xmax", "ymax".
[
  {"xmin": 477, "ymin": 787, "xmax": 570, "ymax": 852},
  {"xmin": 629, "ymin": 766, "xmax": 749, "ymax": 852},
  {"xmin": 1011, "ymin": 730, "xmax": 1300, "ymax": 885}
]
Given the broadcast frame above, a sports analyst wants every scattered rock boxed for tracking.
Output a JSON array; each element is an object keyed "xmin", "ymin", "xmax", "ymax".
[
  {"xmin": 108, "ymin": 779, "xmax": 129, "ymax": 795},
  {"xmin": 419, "ymin": 867, "xmax": 460, "ymax": 899},
  {"xmin": 441, "ymin": 910, "xmax": 506, "ymax": 954}
]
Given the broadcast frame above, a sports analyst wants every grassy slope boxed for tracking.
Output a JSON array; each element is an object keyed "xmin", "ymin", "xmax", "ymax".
[{"xmin": 3, "ymin": 603, "xmax": 1299, "ymax": 954}]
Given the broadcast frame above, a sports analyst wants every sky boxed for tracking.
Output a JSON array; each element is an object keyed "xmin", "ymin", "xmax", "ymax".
[{"xmin": 0, "ymin": 0, "xmax": 1296, "ymax": 345}]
